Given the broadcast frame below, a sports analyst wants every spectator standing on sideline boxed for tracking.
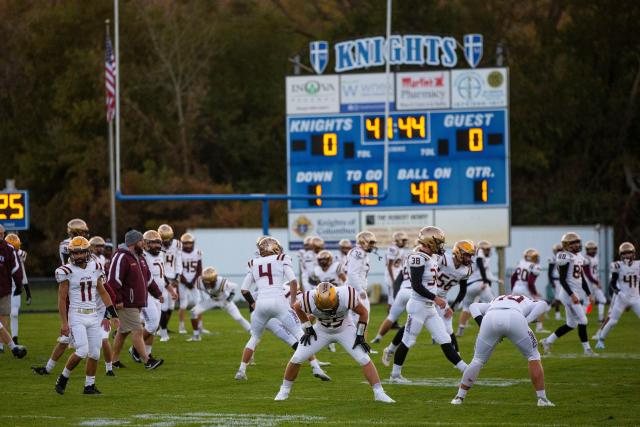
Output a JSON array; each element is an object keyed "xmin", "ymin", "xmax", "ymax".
[{"xmin": 108, "ymin": 230, "xmax": 164, "ymax": 369}]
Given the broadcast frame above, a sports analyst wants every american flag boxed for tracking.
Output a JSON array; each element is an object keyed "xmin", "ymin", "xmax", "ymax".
[{"xmin": 105, "ymin": 33, "xmax": 116, "ymax": 122}]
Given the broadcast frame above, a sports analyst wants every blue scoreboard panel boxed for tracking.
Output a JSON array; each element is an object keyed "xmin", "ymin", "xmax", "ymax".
[
  {"xmin": 0, "ymin": 190, "xmax": 30, "ymax": 230},
  {"xmin": 287, "ymin": 110, "xmax": 509, "ymax": 210}
]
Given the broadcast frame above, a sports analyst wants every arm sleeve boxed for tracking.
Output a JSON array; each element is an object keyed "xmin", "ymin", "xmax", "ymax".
[
  {"xmin": 557, "ymin": 264, "xmax": 573, "ymax": 295},
  {"xmin": 477, "ymin": 257, "xmax": 489, "ymax": 283},
  {"xmin": 525, "ymin": 300, "xmax": 549, "ymax": 323},
  {"xmin": 469, "ymin": 302, "xmax": 489, "ymax": 318},
  {"xmin": 581, "ymin": 274, "xmax": 591, "ymax": 296},
  {"xmin": 409, "ymin": 265, "xmax": 436, "ymax": 300},
  {"xmin": 453, "ymin": 279, "xmax": 467, "ymax": 307},
  {"xmin": 582, "ymin": 264, "xmax": 598, "ymax": 285},
  {"xmin": 609, "ymin": 272, "xmax": 619, "ymax": 293},
  {"xmin": 510, "ymin": 271, "xmax": 518, "ymax": 288},
  {"xmin": 547, "ymin": 263, "xmax": 555, "ymax": 284},
  {"xmin": 527, "ymin": 272, "xmax": 538, "ymax": 295}
]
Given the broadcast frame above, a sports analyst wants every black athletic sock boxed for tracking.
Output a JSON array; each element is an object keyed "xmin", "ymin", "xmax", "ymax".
[
  {"xmin": 12, "ymin": 337, "xmax": 18, "ymax": 345},
  {"xmin": 393, "ymin": 343, "xmax": 409, "ymax": 366},
  {"xmin": 554, "ymin": 324, "xmax": 574, "ymax": 338},
  {"xmin": 577, "ymin": 324, "xmax": 588, "ymax": 343},
  {"xmin": 392, "ymin": 326, "xmax": 405, "ymax": 346},
  {"xmin": 159, "ymin": 311, "xmax": 168, "ymax": 329},
  {"xmin": 450, "ymin": 333, "xmax": 459, "ymax": 352},
  {"xmin": 440, "ymin": 343, "xmax": 462, "ymax": 365}
]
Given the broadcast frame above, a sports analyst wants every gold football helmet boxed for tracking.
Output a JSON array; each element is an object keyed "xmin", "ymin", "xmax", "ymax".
[
  {"xmin": 181, "ymin": 233, "xmax": 195, "ymax": 253},
  {"xmin": 561, "ymin": 232, "xmax": 581, "ymax": 252},
  {"xmin": 476, "ymin": 240, "xmax": 492, "ymax": 257},
  {"xmin": 338, "ymin": 239, "xmax": 352, "ymax": 254},
  {"xmin": 453, "ymin": 240, "xmax": 475, "ymax": 266},
  {"xmin": 303, "ymin": 236, "xmax": 314, "ymax": 250},
  {"xmin": 314, "ymin": 282, "xmax": 338, "ymax": 312},
  {"xmin": 257, "ymin": 236, "xmax": 282, "ymax": 257},
  {"xmin": 619, "ymin": 242, "xmax": 635, "ymax": 261},
  {"xmin": 552, "ymin": 243, "xmax": 562, "ymax": 254},
  {"xmin": 67, "ymin": 218, "xmax": 89, "ymax": 238},
  {"xmin": 393, "ymin": 231, "xmax": 409, "ymax": 248},
  {"xmin": 202, "ymin": 267, "xmax": 218, "ymax": 286},
  {"xmin": 88, "ymin": 236, "xmax": 105, "ymax": 255},
  {"xmin": 417, "ymin": 226, "xmax": 445, "ymax": 255},
  {"xmin": 158, "ymin": 224, "xmax": 174, "ymax": 242},
  {"xmin": 68, "ymin": 236, "xmax": 91, "ymax": 266},
  {"xmin": 523, "ymin": 248, "xmax": 540, "ymax": 263},
  {"xmin": 5, "ymin": 233, "xmax": 20, "ymax": 251},
  {"xmin": 356, "ymin": 230, "xmax": 377, "ymax": 252},
  {"xmin": 585, "ymin": 240, "xmax": 598, "ymax": 256},
  {"xmin": 311, "ymin": 236, "xmax": 325, "ymax": 253},
  {"xmin": 144, "ymin": 230, "xmax": 162, "ymax": 255},
  {"xmin": 317, "ymin": 250, "xmax": 333, "ymax": 269}
]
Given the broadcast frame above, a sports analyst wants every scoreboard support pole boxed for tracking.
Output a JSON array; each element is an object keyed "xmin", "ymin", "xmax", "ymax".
[{"xmin": 497, "ymin": 246, "xmax": 506, "ymax": 295}]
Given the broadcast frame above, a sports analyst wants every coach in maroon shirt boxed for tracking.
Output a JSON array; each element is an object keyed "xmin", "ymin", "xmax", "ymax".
[{"xmin": 108, "ymin": 230, "xmax": 164, "ymax": 370}]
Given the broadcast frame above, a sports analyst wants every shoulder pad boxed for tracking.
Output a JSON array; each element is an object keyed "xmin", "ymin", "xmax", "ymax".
[
  {"xmin": 408, "ymin": 252, "xmax": 428, "ymax": 266},
  {"xmin": 55, "ymin": 265, "xmax": 73, "ymax": 283}
]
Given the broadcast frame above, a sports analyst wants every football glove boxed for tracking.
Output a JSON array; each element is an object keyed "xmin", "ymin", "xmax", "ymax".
[
  {"xmin": 300, "ymin": 322, "xmax": 317, "ymax": 346},
  {"xmin": 352, "ymin": 321, "xmax": 370, "ymax": 353}
]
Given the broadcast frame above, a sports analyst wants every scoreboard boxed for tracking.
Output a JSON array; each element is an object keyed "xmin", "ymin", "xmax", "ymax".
[{"xmin": 0, "ymin": 190, "xmax": 29, "ymax": 230}]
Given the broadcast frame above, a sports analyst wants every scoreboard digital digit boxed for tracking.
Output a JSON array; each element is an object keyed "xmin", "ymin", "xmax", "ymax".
[{"xmin": 0, "ymin": 190, "xmax": 29, "ymax": 230}]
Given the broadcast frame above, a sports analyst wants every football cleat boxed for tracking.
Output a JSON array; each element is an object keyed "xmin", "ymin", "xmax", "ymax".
[
  {"xmin": 159, "ymin": 336, "xmax": 170, "ymax": 342},
  {"xmin": 316, "ymin": 360, "xmax": 331, "ymax": 367},
  {"xmin": 389, "ymin": 374, "xmax": 411, "ymax": 384},
  {"xmin": 274, "ymin": 388, "xmax": 290, "ymax": 401},
  {"xmin": 144, "ymin": 357, "xmax": 164, "ymax": 370},
  {"xmin": 11, "ymin": 345, "xmax": 27, "ymax": 359},
  {"xmin": 178, "ymin": 327, "xmax": 188, "ymax": 334},
  {"xmin": 128, "ymin": 346, "xmax": 142, "ymax": 363},
  {"xmin": 83, "ymin": 384, "xmax": 102, "ymax": 395},
  {"xmin": 536, "ymin": 328, "xmax": 551, "ymax": 334},
  {"xmin": 382, "ymin": 347, "xmax": 394, "ymax": 367},
  {"xmin": 374, "ymin": 392, "xmax": 395, "ymax": 403},
  {"xmin": 112, "ymin": 361, "xmax": 126, "ymax": 368},
  {"xmin": 583, "ymin": 348, "xmax": 599, "ymax": 357},
  {"xmin": 235, "ymin": 370, "xmax": 247, "ymax": 381},
  {"xmin": 249, "ymin": 355, "xmax": 256, "ymax": 365},
  {"xmin": 313, "ymin": 369, "xmax": 331, "ymax": 381},
  {"xmin": 370, "ymin": 348, "xmax": 378, "ymax": 354},
  {"xmin": 55, "ymin": 374, "xmax": 68, "ymax": 395},
  {"xmin": 187, "ymin": 335, "xmax": 202, "ymax": 342},
  {"xmin": 537, "ymin": 397, "xmax": 555, "ymax": 407},
  {"xmin": 595, "ymin": 340, "xmax": 606, "ymax": 349},
  {"xmin": 200, "ymin": 328, "xmax": 212, "ymax": 335},
  {"xmin": 32, "ymin": 366, "xmax": 50, "ymax": 375},
  {"xmin": 106, "ymin": 370, "xmax": 115, "ymax": 377},
  {"xmin": 371, "ymin": 336, "xmax": 381, "ymax": 344},
  {"xmin": 540, "ymin": 338, "xmax": 552, "ymax": 354},
  {"xmin": 592, "ymin": 332, "xmax": 601, "ymax": 341},
  {"xmin": 450, "ymin": 396, "xmax": 464, "ymax": 405}
]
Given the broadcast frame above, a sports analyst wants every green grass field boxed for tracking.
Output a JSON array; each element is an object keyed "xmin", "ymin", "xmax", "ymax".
[{"xmin": 1, "ymin": 288, "xmax": 639, "ymax": 426}]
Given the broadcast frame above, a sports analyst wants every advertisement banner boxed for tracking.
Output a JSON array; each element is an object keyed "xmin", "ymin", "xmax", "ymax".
[
  {"xmin": 395, "ymin": 71, "xmax": 450, "ymax": 110},
  {"xmin": 288, "ymin": 211, "xmax": 359, "ymax": 250},
  {"xmin": 340, "ymin": 73, "xmax": 394, "ymax": 112},
  {"xmin": 286, "ymin": 75, "xmax": 340, "ymax": 115},
  {"xmin": 451, "ymin": 68, "xmax": 508, "ymax": 109},
  {"xmin": 359, "ymin": 210, "xmax": 434, "ymax": 248}
]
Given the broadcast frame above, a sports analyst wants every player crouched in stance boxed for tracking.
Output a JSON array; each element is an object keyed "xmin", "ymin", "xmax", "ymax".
[
  {"xmin": 451, "ymin": 295, "xmax": 554, "ymax": 407},
  {"xmin": 275, "ymin": 282, "xmax": 394, "ymax": 403},
  {"xmin": 190, "ymin": 267, "xmax": 251, "ymax": 339},
  {"xmin": 54, "ymin": 237, "xmax": 120, "ymax": 395},
  {"xmin": 594, "ymin": 243, "xmax": 640, "ymax": 349}
]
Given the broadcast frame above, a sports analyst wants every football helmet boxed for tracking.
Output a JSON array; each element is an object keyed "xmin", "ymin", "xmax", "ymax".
[
  {"xmin": 317, "ymin": 250, "xmax": 333, "ymax": 269},
  {"xmin": 585, "ymin": 240, "xmax": 598, "ymax": 257},
  {"xmin": 311, "ymin": 236, "xmax": 325, "ymax": 253},
  {"xmin": 68, "ymin": 236, "xmax": 91, "ymax": 266},
  {"xmin": 552, "ymin": 243, "xmax": 562, "ymax": 254},
  {"xmin": 393, "ymin": 231, "xmax": 409, "ymax": 248},
  {"xmin": 476, "ymin": 240, "xmax": 492, "ymax": 257},
  {"xmin": 144, "ymin": 230, "xmax": 162, "ymax": 255},
  {"xmin": 67, "ymin": 218, "xmax": 89, "ymax": 238},
  {"xmin": 88, "ymin": 236, "xmax": 105, "ymax": 255},
  {"xmin": 356, "ymin": 231, "xmax": 377, "ymax": 252},
  {"xmin": 619, "ymin": 242, "xmax": 635, "ymax": 262},
  {"xmin": 5, "ymin": 233, "xmax": 20, "ymax": 251},
  {"xmin": 417, "ymin": 226, "xmax": 445, "ymax": 255},
  {"xmin": 180, "ymin": 233, "xmax": 195, "ymax": 253},
  {"xmin": 453, "ymin": 240, "xmax": 475, "ymax": 266},
  {"xmin": 314, "ymin": 282, "xmax": 338, "ymax": 312},
  {"xmin": 561, "ymin": 232, "xmax": 582, "ymax": 252},
  {"xmin": 523, "ymin": 248, "xmax": 540, "ymax": 264},
  {"xmin": 303, "ymin": 236, "xmax": 314, "ymax": 250},
  {"xmin": 257, "ymin": 236, "xmax": 282, "ymax": 257},
  {"xmin": 338, "ymin": 239, "xmax": 352, "ymax": 255},
  {"xmin": 202, "ymin": 267, "xmax": 218, "ymax": 287},
  {"xmin": 158, "ymin": 224, "xmax": 174, "ymax": 243}
]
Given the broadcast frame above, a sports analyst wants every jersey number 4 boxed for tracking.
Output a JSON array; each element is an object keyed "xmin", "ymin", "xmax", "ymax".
[
  {"xmin": 259, "ymin": 264, "xmax": 273, "ymax": 285},
  {"xmin": 79, "ymin": 281, "xmax": 93, "ymax": 302}
]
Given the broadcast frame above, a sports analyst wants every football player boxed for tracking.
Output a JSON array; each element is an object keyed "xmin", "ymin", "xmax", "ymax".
[
  {"xmin": 309, "ymin": 250, "xmax": 346, "ymax": 288},
  {"xmin": 299, "ymin": 236, "xmax": 316, "ymax": 292},
  {"xmin": 594, "ymin": 243, "xmax": 640, "ymax": 349},
  {"xmin": 450, "ymin": 295, "xmax": 554, "ymax": 407},
  {"xmin": 54, "ymin": 237, "xmax": 119, "ymax": 395},
  {"xmin": 511, "ymin": 248, "xmax": 548, "ymax": 333},
  {"xmin": 547, "ymin": 243, "xmax": 563, "ymax": 320},
  {"xmin": 385, "ymin": 232, "xmax": 409, "ymax": 312},
  {"xmin": 389, "ymin": 227, "xmax": 468, "ymax": 383},
  {"xmin": 345, "ymin": 231, "xmax": 376, "ymax": 332},
  {"xmin": 336, "ymin": 239, "xmax": 352, "ymax": 266},
  {"xmin": 0, "ymin": 226, "xmax": 27, "ymax": 359},
  {"xmin": 59, "ymin": 219, "xmax": 89, "ymax": 265},
  {"xmin": 178, "ymin": 233, "xmax": 202, "ymax": 335},
  {"xmin": 235, "ymin": 236, "xmax": 328, "ymax": 381},
  {"xmin": 157, "ymin": 224, "xmax": 182, "ymax": 341},
  {"xmin": 540, "ymin": 232, "xmax": 597, "ymax": 356},
  {"xmin": 5, "ymin": 234, "xmax": 31, "ymax": 345},
  {"xmin": 189, "ymin": 267, "xmax": 251, "ymax": 339},
  {"xmin": 89, "ymin": 236, "xmax": 107, "ymax": 267},
  {"xmin": 103, "ymin": 239, "xmax": 114, "ymax": 271},
  {"xmin": 457, "ymin": 240, "xmax": 501, "ymax": 337},
  {"xmin": 583, "ymin": 241, "xmax": 607, "ymax": 323},
  {"xmin": 274, "ymin": 283, "xmax": 394, "ymax": 403}
]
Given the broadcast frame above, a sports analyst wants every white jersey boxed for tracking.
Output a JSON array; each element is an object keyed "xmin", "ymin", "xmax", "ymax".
[
  {"xmin": 467, "ymin": 251, "xmax": 495, "ymax": 284},
  {"xmin": 385, "ymin": 245, "xmax": 405, "ymax": 276},
  {"xmin": 610, "ymin": 260, "xmax": 640, "ymax": 299},
  {"xmin": 513, "ymin": 259, "xmax": 541, "ymax": 290},
  {"xmin": 202, "ymin": 276, "xmax": 237, "ymax": 302},
  {"xmin": 55, "ymin": 258, "xmax": 105, "ymax": 310},
  {"xmin": 59, "ymin": 238, "xmax": 71, "ymax": 265},
  {"xmin": 162, "ymin": 239, "xmax": 183, "ymax": 280},
  {"xmin": 301, "ymin": 285, "xmax": 359, "ymax": 330},
  {"xmin": 300, "ymin": 250, "xmax": 317, "ymax": 275},
  {"xmin": 242, "ymin": 253, "xmax": 296, "ymax": 299},
  {"xmin": 555, "ymin": 251, "xmax": 587, "ymax": 294},
  {"xmin": 181, "ymin": 247, "xmax": 202, "ymax": 283},
  {"xmin": 336, "ymin": 251, "xmax": 348, "ymax": 267},
  {"xmin": 477, "ymin": 294, "xmax": 547, "ymax": 320},
  {"xmin": 144, "ymin": 251, "xmax": 166, "ymax": 292},
  {"xmin": 311, "ymin": 262, "xmax": 344, "ymax": 286},
  {"xmin": 344, "ymin": 246, "xmax": 370, "ymax": 293},
  {"xmin": 437, "ymin": 252, "xmax": 472, "ymax": 297},
  {"xmin": 585, "ymin": 254, "xmax": 599, "ymax": 283},
  {"xmin": 546, "ymin": 255, "xmax": 559, "ymax": 281},
  {"xmin": 407, "ymin": 251, "xmax": 439, "ymax": 303}
]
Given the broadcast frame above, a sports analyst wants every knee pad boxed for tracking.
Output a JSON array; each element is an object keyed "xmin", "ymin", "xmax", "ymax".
[
  {"xmin": 245, "ymin": 335, "xmax": 260, "ymax": 351},
  {"xmin": 75, "ymin": 346, "xmax": 89, "ymax": 359},
  {"xmin": 356, "ymin": 353, "xmax": 371, "ymax": 366},
  {"xmin": 401, "ymin": 332, "xmax": 416, "ymax": 349},
  {"xmin": 290, "ymin": 353, "xmax": 305, "ymax": 365},
  {"xmin": 470, "ymin": 357, "xmax": 486, "ymax": 369},
  {"xmin": 88, "ymin": 347, "xmax": 101, "ymax": 360},
  {"xmin": 528, "ymin": 349, "xmax": 542, "ymax": 361},
  {"xmin": 190, "ymin": 309, "xmax": 198, "ymax": 320}
]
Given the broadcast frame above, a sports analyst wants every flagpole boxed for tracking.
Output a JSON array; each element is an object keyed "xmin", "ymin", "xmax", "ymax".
[
  {"xmin": 114, "ymin": 0, "xmax": 121, "ymax": 194},
  {"xmin": 106, "ymin": 19, "xmax": 117, "ymax": 246}
]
